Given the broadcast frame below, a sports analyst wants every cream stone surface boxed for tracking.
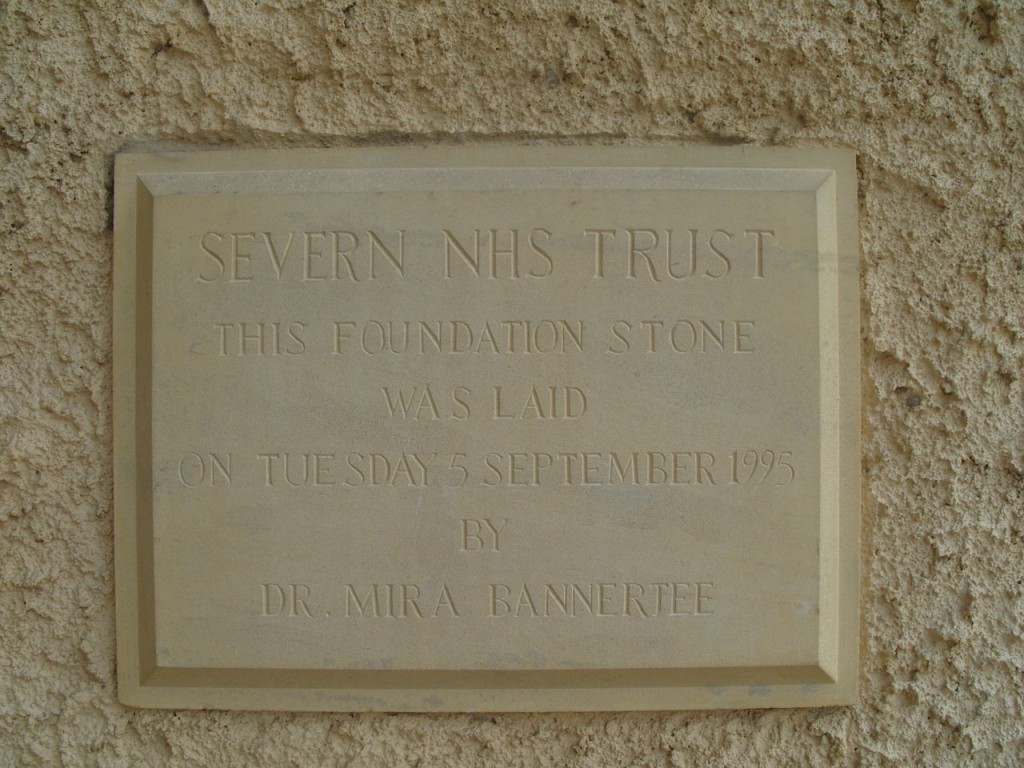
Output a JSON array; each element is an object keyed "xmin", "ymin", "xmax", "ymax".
[
  {"xmin": 1, "ymin": 0, "xmax": 1022, "ymax": 764},
  {"xmin": 113, "ymin": 147, "xmax": 859, "ymax": 711}
]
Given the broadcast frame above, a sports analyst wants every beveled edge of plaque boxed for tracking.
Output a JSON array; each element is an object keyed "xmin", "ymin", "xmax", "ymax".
[{"xmin": 113, "ymin": 145, "xmax": 861, "ymax": 712}]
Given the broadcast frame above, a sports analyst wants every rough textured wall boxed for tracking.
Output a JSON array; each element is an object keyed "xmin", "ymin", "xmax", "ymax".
[{"xmin": 1, "ymin": 0, "xmax": 1022, "ymax": 765}]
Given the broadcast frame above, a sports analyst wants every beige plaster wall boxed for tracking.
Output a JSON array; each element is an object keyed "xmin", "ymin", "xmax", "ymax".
[{"xmin": 1, "ymin": 1, "xmax": 1022, "ymax": 765}]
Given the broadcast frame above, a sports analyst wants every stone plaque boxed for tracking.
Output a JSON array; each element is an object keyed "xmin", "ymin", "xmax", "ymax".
[{"xmin": 114, "ymin": 146, "xmax": 860, "ymax": 711}]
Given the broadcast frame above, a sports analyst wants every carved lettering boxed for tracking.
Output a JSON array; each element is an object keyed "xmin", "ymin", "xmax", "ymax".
[
  {"xmin": 177, "ymin": 452, "xmax": 232, "ymax": 487},
  {"xmin": 489, "ymin": 581, "xmax": 715, "ymax": 618},
  {"xmin": 442, "ymin": 228, "xmax": 553, "ymax": 279},
  {"xmin": 605, "ymin": 319, "xmax": 756, "ymax": 354},
  {"xmin": 260, "ymin": 583, "xmax": 315, "ymax": 618},
  {"xmin": 380, "ymin": 384, "xmax": 471, "ymax": 420},
  {"xmin": 460, "ymin": 518, "xmax": 508, "ymax": 552},
  {"xmin": 254, "ymin": 580, "xmax": 713, "ymax": 621},
  {"xmin": 213, "ymin": 321, "xmax": 306, "ymax": 356},
  {"xmin": 227, "ymin": 449, "xmax": 795, "ymax": 489},
  {"xmin": 586, "ymin": 227, "xmax": 772, "ymax": 280},
  {"xmin": 343, "ymin": 583, "xmax": 460, "ymax": 618},
  {"xmin": 482, "ymin": 451, "xmax": 724, "ymax": 487},
  {"xmin": 257, "ymin": 452, "xmax": 435, "ymax": 487},
  {"xmin": 333, "ymin": 319, "xmax": 584, "ymax": 355},
  {"xmin": 492, "ymin": 385, "xmax": 587, "ymax": 420},
  {"xmin": 197, "ymin": 229, "xmax": 405, "ymax": 283}
]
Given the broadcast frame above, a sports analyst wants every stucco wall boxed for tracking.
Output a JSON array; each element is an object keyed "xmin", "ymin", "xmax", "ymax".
[{"xmin": 1, "ymin": 1, "xmax": 1022, "ymax": 765}]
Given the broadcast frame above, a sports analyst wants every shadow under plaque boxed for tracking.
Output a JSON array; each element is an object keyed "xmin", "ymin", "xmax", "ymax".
[{"xmin": 113, "ymin": 145, "xmax": 860, "ymax": 711}]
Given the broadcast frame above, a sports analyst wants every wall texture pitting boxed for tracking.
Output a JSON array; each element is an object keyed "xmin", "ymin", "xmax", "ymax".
[{"xmin": 1, "ymin": 1, "xmax": 1021, "ymax": 765}]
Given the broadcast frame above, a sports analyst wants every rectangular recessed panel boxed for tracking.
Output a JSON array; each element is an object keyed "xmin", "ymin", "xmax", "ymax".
[{"xmin": 113, "ymin": 146, "xmax": 860, "ymax": 711}]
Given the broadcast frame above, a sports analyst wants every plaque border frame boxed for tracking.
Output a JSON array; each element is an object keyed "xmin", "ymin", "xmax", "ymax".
[{"xmin": 113, "ymin": 145, "xmax": 861, "ymax": 711}]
